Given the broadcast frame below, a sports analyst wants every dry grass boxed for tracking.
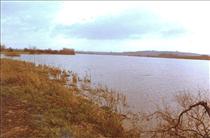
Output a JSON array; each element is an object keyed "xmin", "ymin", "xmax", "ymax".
[
  {"xmin": 1, "ymin": 58, "xmax": 209, "ymax": 138},
  {"xmin": 0, "ymin": 58, "xmax": 139, "ymax": 138}
]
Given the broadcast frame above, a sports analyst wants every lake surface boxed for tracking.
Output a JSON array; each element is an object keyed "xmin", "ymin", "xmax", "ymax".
[{"xmin": 4, "ymin": 54, "xmax": 210, "ymax": 112}]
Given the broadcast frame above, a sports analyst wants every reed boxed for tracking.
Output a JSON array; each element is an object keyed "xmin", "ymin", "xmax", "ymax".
[{"xmin": 0, "ymin": 58, "xmax": 138, "ymax": 138}]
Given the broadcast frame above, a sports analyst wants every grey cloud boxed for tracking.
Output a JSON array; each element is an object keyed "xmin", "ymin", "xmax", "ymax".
[
  {"xmin": 1, "ymin": 2, "xmax": 59, "ymax": 45},
  {"xmin": 1, "ymin": 2, "xmax": 58, "ymax": 33},
  {"xmin": 160, "ymin": 27, "xmax": 186, "ymax": 38},
  {"xmin": 53, "ymin": 10, "xmax": 186, "ymax": 40}
]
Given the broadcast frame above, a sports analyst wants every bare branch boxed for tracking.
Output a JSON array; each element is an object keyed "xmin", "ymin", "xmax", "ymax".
[{"xmin": 175, "ymin": 101, "xmax": 210, "ymax": 129}]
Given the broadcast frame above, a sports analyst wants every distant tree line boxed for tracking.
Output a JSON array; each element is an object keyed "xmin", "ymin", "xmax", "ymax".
[
  {"xmin": 23, "ymin": 48, "xmax": 75, "ymax": 55},
  {"xmin": 158, "ymin": 53, "xmax": 210, "ymax": 60},
  {"xmin": 0, "ymin": 44, "xmax": 75, "ymax": 55}
]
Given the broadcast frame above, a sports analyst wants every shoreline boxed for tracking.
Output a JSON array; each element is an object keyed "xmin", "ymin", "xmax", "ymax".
[
  {"xmin": 1, "ymin": 58, "xmax": 137, "ymax": 138},
  {"xmin": 76, "ymin": 52, "xmax": 210, "ymax": 61}
]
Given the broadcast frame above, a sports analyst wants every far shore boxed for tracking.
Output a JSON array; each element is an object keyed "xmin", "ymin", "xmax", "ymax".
[
  {"xmin": 76, "ymin": 51, "xmax": 210, "ymax": 61},
  {"xmin": 1, "ymin": 45, "xmax": 209, "ymax": 60}
]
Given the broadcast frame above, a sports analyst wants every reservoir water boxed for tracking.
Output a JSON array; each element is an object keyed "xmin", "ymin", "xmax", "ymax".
[{"xmin": 4, "ymin": 54, "xmax": 210, "ymax": 112}]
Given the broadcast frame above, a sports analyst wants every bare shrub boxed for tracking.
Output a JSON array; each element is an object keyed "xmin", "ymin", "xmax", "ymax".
[{"xmin": 141, "ymin": 91, "xmax": 210, "ymax": 138}]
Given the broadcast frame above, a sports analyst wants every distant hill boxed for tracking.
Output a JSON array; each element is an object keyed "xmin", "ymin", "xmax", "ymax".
[
  {"xmin": 123, "ymin": 51, "xmax": 200, "ymax": 56},
  {"xmin": 76, "ymin": 50, "xmax": 210, "ymax": 60}
]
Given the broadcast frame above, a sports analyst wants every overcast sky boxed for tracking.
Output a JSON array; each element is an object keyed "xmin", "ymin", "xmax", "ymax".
[{"xmin": 1, "ymin": 1, "xmax": 210, "ymax": 54}]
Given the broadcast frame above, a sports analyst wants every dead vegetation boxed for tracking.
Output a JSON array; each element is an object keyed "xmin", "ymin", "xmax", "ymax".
[
  {"xmin": 139, "ymin": 92, "xmax": 210, "ymax": 138},
  {"xmin": 1, "ymin": 58, "xmax": 209, "ymax": 138},
  {"xmin": 0, "ymin": 59, "xmax": 138, "ymax": 138}
]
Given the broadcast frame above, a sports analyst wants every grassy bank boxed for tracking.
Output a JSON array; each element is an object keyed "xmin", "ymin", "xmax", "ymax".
[
  {"xmin": 1, "ymin": 59, "xmax": 209, "ymax": 138},
  {"xmin": 0, "ymin": 59, "xmax": 138, "ymax": 138}
]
